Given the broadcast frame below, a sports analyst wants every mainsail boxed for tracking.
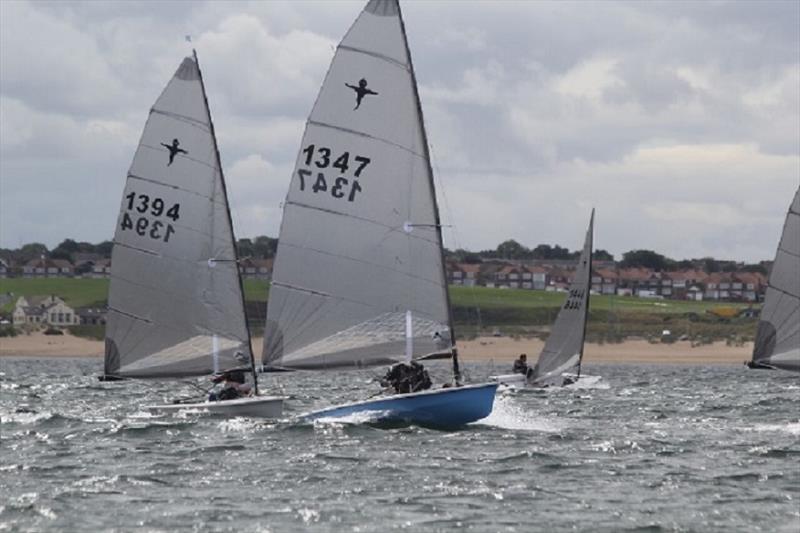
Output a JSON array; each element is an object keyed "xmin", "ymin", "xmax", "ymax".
[
  {"xmin": 750, "ymin": 187, "xmax": 800, "ymax": 372},
  {"xmin": 531, "ymin": 210, "xmax": 594, "ymax": 386},
  {"xmin": 104, "ymin": 53, "xmax": 252, "ymax": 378},
  {"xmin": 263, "ymin": 0, "xmax": 453, "ymax": 370}
]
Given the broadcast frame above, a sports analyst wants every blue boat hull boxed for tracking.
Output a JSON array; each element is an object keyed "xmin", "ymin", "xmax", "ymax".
[{"xmin": 301, "ymin": 383, "xmax": 499, "ymax": 428}]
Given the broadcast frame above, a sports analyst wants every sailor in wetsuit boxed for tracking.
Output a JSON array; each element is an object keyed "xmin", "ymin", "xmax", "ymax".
[
  {"xmin": 513, "ymin": 354, "xmax": 529, "ymax": 375},
  {"xmin": 208, "ymin": 370, "xmax": 252, "ymax": 401},
  {"xmin": 380, "ymin": 361, "xmax": 432, "ymax": 394}
]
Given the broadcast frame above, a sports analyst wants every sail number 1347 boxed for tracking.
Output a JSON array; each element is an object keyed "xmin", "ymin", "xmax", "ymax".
[{"xmin": 298, "ymin": 145, "xmax": 370, "ymax": 202}]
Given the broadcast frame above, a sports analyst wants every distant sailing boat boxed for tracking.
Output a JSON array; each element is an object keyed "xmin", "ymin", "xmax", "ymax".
[
  {"xmin": 493, "ymin": 210, "xmax": 595, "ymax": 388},
  {"xmin": 747, "ymin": 187, "xmax": 799, "ymax": 372},
  {"xmin": 262, "ymin": 0, "xmax": 497, "ymax": 427},
  {"xmin": 102, "ymin": 52, "xmax": 284, "ymax": 417}
]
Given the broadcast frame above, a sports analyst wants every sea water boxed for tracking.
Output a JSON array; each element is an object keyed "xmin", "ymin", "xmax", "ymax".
[{"xmin": 1, "ymin": 358, "xmax": 798, "ymax": 532}]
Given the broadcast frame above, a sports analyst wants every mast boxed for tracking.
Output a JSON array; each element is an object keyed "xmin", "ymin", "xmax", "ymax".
[
  {"xmin": 577, "ymin": 209, "xmax": 594, "ymax": 379},
  {"xmin": 193, "ymin": 50, "xmax": 260, "ymax": 395},
  {"xmin": 396, "ymin": 1, "xmax": 461, "ymax": 384}
]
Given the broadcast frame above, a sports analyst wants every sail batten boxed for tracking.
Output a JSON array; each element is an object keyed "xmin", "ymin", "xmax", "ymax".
[
  {"xmin": 751, "ymin": 187, "xmax": 800, "ymax": 372},
  {"xmin": 104, "ymin": 54, "xmax": 252, "ymax": 379},
  {"xmin": 263, "ymin": 0, "xmax": 452, "ymax": 370},
  {"xmin": 532, "ymin": 210, "xmax": 594, "ymax": 386}
]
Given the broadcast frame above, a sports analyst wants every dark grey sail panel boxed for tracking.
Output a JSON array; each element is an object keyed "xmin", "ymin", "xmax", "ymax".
[
  {"xmin": 532, "ymin": 210, "xmax": 594, "ymax": 386},
  {"xmin": 752, "ymin": 187, "xmax": 800, "ymax": 372},
  {"xmin": 104, "ymin": 56, "xmax": 251, "ymax": 378},
  {"xmin": 263, "ymin": 0, "xmax": 452, "ymax": 370}
]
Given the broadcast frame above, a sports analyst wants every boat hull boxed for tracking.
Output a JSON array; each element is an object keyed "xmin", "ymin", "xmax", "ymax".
[
  {"xmin": 491, "ymin": 372, "xmax": 598, "ymax": 389},
  {"xmin": 301, "ymin": 383, "xmax": 498, "ymax": 428},
  {"xmin": 145, "ymin": 395, "xmax": 285, "ymax": 418}
]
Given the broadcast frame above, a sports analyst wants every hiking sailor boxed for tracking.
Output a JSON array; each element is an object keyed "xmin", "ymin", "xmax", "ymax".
[
  {"xmin": 380, "ymin": 361, "xmax": 432, "ymax": 394},
  {"xmin": 208, "ymin": 370, "xmax": 252, "ymax": 401},
  {"xmin": 513, "ymin": 354, "xmax": 529, "ymax": 375}
]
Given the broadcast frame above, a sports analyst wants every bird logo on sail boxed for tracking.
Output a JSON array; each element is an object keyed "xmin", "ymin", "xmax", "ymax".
[
  {"xmin": 161, "ymin": 138, "xmax": 188, "ymax": 166},
  {"xmin": 345, "ymin": 78, "xmax": 378, "ymax": 110}
]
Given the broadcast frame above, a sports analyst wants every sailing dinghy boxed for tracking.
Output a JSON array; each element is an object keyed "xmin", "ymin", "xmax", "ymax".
[
  {"xmin": 262, "ymin": 0, "xmax": 497, "ymax": 427},
  {"xmin": 493, "ymin": 210, "xmax": 595, "ymax": 388},
  {"xmin": 747, "ymin": 186, "xmax": 800, "ymax": 372},
  {"xmin": 102, "ymin": 52, "xmax": 284, "ymax": 418}
]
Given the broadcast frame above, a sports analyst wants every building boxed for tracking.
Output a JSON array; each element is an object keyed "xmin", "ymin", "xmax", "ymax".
[
  {"xmin": 22, "ymin": 258, "xmax": 74, "ymax": 278},
  {"xmin": 91, "ymin": 258, "xmax": 112, "ymax": 278},
  {"xmin": 0, "ymin": 258, "xmax": 10, "ymax": 278},
  {"xmin": 239, "ymin": 258, "xmax": 274, "ymax": 279},
  {"xmin": 448, "ymin": 263, "xmax": 481, "ymax": 287},
  {"xmin": 12, "ymin": 295, "xmax": 80, "ymax": 326},
  {"xmin": 76, "ymin": 307, "xmax": 108, "ymax": 325}
]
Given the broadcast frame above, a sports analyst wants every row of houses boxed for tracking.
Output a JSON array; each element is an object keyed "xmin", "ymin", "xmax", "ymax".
[
  {"xmin": 0, "ymin": 257, "xmax": 275, "ymax": 280},
  {"xmin": 447, "ymin": 262, "xmax": 768, "ymax": 302},
  {"xmin": 11, "ymin": 295, "xmax": 108, "ymax": 327}
]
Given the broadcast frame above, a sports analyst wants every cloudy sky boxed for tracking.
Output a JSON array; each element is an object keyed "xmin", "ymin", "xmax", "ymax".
[{"xmin": 1, "ymin": 0, "xmax": 798, "ymax": 262}]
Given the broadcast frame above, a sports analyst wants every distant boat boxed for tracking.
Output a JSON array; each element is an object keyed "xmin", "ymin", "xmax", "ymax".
[
  {"xmin": 261, "ymin": 0, "xmax": 497, "ymax": 427},
  {"xmin": 747, "ymin": 186, "xmax": 799, "ymax": 372},
  {"xmin": 493, "ymin": 210, "xmax": 595, "ymax": 388},
  {"xmin": 101, "ymin": 51, "xmax": 284, "ymax": 418}
]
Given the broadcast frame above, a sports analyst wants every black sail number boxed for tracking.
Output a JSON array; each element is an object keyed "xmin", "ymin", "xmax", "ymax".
[
  {"xmin": 122, "ymin": 191, "xmax": 180, "ymax": 242},
  {"xmin": 563, "ymin": 289, "xmax": 585, "ymax": 310},
  {"xmin": 299, "ymin": 144, "xmax": 370, "ymax": 203}
]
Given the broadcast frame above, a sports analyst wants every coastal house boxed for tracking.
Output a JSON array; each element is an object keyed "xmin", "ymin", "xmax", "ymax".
[
  {"xmin": 22, "ymin": 258, "xmax": 74, "ymax": 278},
  {"xmin": 91, "ymin": 258, "xmax": 112, "ymax": 278},
  {"xmin": 593, "ymin": 267, "xmax": 618, "ymax": 295},
  {"xmin": 0, "ymin": 258, "xmax": 9, "ymax": 278},
  {"xmin": 12, "ymin": 295, "xmax": 80, "ymax": 326},
  {"xmin": 448, "ymin": 263, "xmax": 481, "ymax": 287},
  {"xmin": 494, "ymin": 264, "xmax": 530, "ymax": 289},
  {"xmin": 76, "ymin": 307, "xmax": 108, "ymax": 325},
  {"xmin": 239, "ymin": 258, "xmax": 273, "ymax": 279}
]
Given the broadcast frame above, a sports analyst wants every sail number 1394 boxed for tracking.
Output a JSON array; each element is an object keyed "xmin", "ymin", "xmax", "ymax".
[{"xmin": 298, "ymin": 144, "xmax": 370, "ymax": 202}]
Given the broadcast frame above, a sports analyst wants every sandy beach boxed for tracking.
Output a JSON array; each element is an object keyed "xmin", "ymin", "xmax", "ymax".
[{"xmin": 0, "ymin": 332, "xmax": 751, "ymax": 365}]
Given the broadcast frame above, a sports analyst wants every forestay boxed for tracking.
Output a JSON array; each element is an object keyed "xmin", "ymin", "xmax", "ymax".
[
  {"xmin": 532, "ymin": 210, "xmax": 594, "ymax": 385},
  {"xmin": 104, "ymin": 55, "xmax": 251, "ymax": 378},
  {"xmin": 263, "ymin": 0, "xmax": 452, "ymax": 370},
  {"xmin": 751, "ymin": 187, "xmax": 800, "ymax": 372}
]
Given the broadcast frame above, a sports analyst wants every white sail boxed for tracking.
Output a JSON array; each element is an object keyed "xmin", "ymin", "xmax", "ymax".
[
  {"xmin": 532, "ymin": 210, "xmax": 594, "ymax": 385},
  {"xmin": 751, "ymin": 187, "xmax": 800, "ymax": 372},
  {"xmin": 104, "ymin": 54, "xmax": 251, "ymax": 378},
  {"xmin": 263, "ymin": 0, "xmax": 452, "ymax": 369}
]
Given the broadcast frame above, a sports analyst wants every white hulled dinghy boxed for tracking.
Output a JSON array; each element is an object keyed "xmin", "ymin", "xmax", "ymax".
[
  {"xmin": 747, "ymin": 186, "xmax": 800, "ymax": 373},
  {"xmin": 101, "ymin": 52, "xmax": 284, "ymax": 418},
  {"xmin": 262, "ymin": 0, "xmax": 497, "ymax": 427},
  {"xmin": 493, "ymin": 210, "xmax": 596, "ymax": 389}
]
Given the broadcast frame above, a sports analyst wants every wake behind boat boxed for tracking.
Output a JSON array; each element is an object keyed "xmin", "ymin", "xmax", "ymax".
[
  {"xmin": 261, "ymin": 0, "xmax": 496, "ymax": 427},
  {"xmin": 493, "ymin": 210, "xmax": 596, "ymax": 389},
  {"xmin": 101, "ymin": 51, "xmax": 284, "ymax": 418}
]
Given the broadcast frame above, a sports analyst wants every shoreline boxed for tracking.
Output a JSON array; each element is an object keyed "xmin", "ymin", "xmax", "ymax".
[{"xmin": 0, "ymin": 332, "xmax": 752, "ymax": 365}]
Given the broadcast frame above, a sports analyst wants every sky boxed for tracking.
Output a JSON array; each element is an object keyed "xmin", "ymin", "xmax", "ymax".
[{"xmin": 1, "ymin": 0, "xmax": 798, "ymax": 262}]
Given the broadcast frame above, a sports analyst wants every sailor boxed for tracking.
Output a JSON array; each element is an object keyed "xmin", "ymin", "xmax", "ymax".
[
  {"xmin": 380, "ymin": 361, "xmax": 432, "ymax": 394},
  {"xmin": 208, "ymin": 370, "xmax": 251, "ymax": 401},
  {"xmin": 513, "ymin": 353, "xmax": 529, "ymax": 375}
]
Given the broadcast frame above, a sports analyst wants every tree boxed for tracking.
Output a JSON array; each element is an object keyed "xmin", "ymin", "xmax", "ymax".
[
  {"xmin": 237, "ymin": 238, "xmax": 254, "ymax": 258},
  {"xmin": 17, "ymin": 243, "xmax": 48, "ymax": 263},
  {"xmin": 620, "ymin": 249, "xmax": 670, "ymax": 271},
  {"xmin": 95, "ymin": 241, "xmax": 114, "ymax": 257},
  {"xmin": 592, "ymin": 249, "xmax": 614, "ymax": 261},
  {"xmin": 496, "ymin": 239, "xmax": 528, "ymax": 260},
  {"xmin": 253, "ymin": 236, "xmax": 278, "ymax": 258}
]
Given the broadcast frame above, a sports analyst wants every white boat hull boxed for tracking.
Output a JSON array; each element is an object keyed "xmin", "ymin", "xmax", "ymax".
[
  {"xmin": 145, "ymin": 395, "xmax": 285, "ymax": 418},
  {"xmin": 491, "ymin": 373, "xmax": 600, "ymax": 389}
]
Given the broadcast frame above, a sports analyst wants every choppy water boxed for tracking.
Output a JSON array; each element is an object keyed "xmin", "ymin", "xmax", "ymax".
[{"xmin": 1, "ymin": 357, "xmax": 798, "ymax": 532}]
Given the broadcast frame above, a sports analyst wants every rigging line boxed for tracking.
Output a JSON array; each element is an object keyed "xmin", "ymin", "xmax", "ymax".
[
  {"xmin": 307, "ymin": 120, "xmax": 425, "ymax": 160},
  {"xmin": 275, "ymin": 241, "xmax": 448, "ymax": 289},
  {"xmin": 107, "ymin": 306, "xmax": 152, "ymax": 324},
  {"xmin": 127, "ymin": 173, "xmax": 217, "ymax": 201},
  {"xmin": 286, "ymin": 200, "xmax": 441, "ymax": 247},
  {"xmin": 150, "ymin": 108, "xmax": 210, "ymax": 130},
  {"xmin": 139, "ymin": 143, "xmax": 217, "ymax": 171},
  {"xmin": 337, "ymin": 44, "xmax": 410, "ymax": 71}
]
